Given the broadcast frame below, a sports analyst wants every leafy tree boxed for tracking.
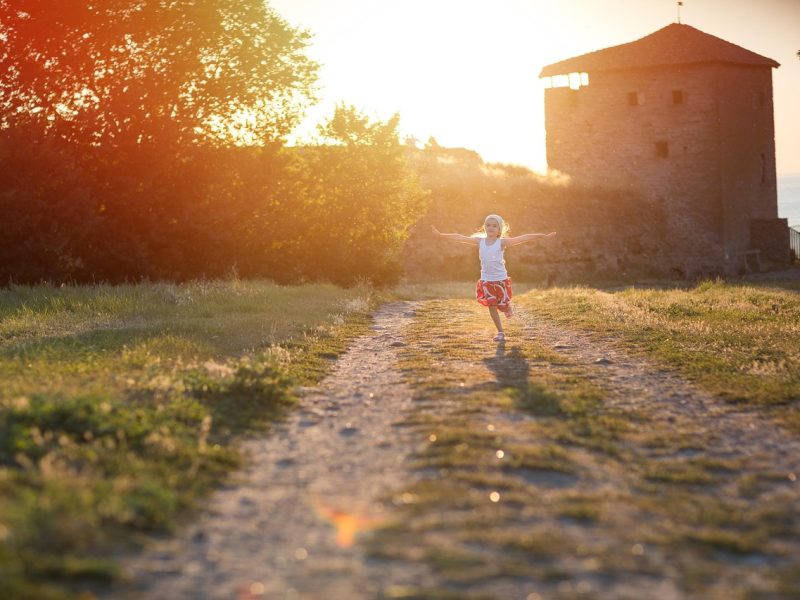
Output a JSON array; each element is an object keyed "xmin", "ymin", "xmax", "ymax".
[
  {"xmin": 0, "ymin": 126, "xmax": 103, "ymax": 282},
  {"xmin": 0, "ymin": 5, "xmax": 432, "ymax": 286},
  {"xmin": 0, "ymin": 0, "xmax": 318, "ymax": 148},
  {"xmin": 0, "ymin": 1, "xmax": 321, "ymax": 284},
  {"xmin": 296, "ymin": 104, "xmax": 429, "ymax": 284}
]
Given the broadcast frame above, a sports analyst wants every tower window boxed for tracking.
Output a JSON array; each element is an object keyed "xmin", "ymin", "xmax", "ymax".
[
  {"xmin": 672, "ymin": 90, "xmax": 684, "ymax": 104},
  {"xmin": 628, "ymin": 92, "xmax": 644, "ymax": 106},
  {"xmin": 655, "ymin": 141, "xmax": 669, "ymax": 158},
  {"xmin": 760, "ymin": 153, "xmax": 766, "ymax": 183}
]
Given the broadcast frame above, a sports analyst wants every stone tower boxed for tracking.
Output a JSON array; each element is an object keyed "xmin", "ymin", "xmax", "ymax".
[{"xmin": 540, "ymin": 23, "xmax": 788, "ymax": 269}]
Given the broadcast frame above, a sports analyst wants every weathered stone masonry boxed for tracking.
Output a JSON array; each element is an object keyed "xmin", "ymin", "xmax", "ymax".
[{"xmin": 540, "ymin": 23, "xmax": 790, "ymax": 273}]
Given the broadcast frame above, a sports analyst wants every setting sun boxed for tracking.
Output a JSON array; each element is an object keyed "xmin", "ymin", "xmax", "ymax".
[
  {"xmin": 271, "ymin": 0, "xmax": 800, "ymax": 174},
  {"xmin": 270, "ymin": 0, "xmax": 583, "ymax": 170}
]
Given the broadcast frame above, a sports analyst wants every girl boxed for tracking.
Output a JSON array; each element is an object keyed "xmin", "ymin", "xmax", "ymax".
[{"xmin": 432, "ymin": 215, "xmax": 556, "ymax": 342}]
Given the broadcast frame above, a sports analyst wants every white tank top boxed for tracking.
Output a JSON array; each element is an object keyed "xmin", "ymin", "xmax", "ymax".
[{"xmin": 479, "ymin": 238, "xmax": 508, "ymax": 281}]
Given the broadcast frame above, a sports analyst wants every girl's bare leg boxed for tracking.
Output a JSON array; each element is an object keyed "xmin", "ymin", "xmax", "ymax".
[{"xmin": 488, "ymin": 306, "xmax": 503, "ymax": 333}]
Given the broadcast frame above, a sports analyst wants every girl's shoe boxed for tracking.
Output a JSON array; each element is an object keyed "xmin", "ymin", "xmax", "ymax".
[
  {"xmin": 493, "ymin": 332, "xmax": 505, "ymax": 342},
  {"xmin": 504, "ymin": 304, "xmax": 514, "ymax": 318}
]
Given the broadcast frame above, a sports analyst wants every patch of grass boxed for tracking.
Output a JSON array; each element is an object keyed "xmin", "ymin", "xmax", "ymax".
[
  {"xmin": 0, "ymin": 280, "xmax": 375, "ymax": 599},
  {"xmin": 555, "ymin": 496, "xmax": 602, "ymax": 523},
  {"xmin": 515, "ymin": 280, "xmax": 800, "ymax": 422},
  {"xmin": 632, "ymin": 489, "xmax": 797, "ymax": 562},
  {"xmin": 424, "ymin": 547, "xmax": 486, "ymax": 572},
  {"xmin": 369, "ymin": 298, "xmax": 629, "ymax": 593},
  {"xmin": 684, "ymin": 528, "xmax": 768, "ymax": 555},
  {"xmin": 641, "ymin": 460, "xmax": 717, "ymax": 485},
  {"xmin": 498, "ymin": 441, "xmax": 577, "ymax": 474},
  {"xmin": 511, "ymin": 382, "xmax": 566, "ymax": 416},
  {"xmin": 377, "ymin": 291, "xmax": 800, "ymax": 597}
]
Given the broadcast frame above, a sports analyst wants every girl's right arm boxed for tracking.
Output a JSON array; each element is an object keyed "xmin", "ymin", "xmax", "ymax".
[{"xmin": 431, "ymin": 225, "xmax": 479, "ymax": 245}]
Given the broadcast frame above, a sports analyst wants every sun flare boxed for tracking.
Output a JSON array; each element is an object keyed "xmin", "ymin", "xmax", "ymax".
[
  {"xmin": 273, "ymin": 0, "xmax": 585, "ymax": 170},
  {"xmin": 270, "ymin": 0, "xmax": 800, "ymax": 174},
  {"xmin": 310, "ymin": 495, "xmax": 385, "ymax": 548}
]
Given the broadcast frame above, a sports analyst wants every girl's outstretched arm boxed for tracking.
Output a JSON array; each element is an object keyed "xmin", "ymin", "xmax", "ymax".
[
  {"xmin": 431, "ymin": 225, "xmax": 480, "ymax": 245},
  {"xmin": 503, "ymin": 232, "xmax": 557, "ymax": 247}
]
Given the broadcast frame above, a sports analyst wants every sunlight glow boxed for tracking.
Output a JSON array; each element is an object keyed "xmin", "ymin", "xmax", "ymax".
[
  {"xmin": 205, "ymin": 109, "xmax": 260, "ymax": 146},
  {"xmin": 272, "ymin": 0, "xmax": 584, "ymax": 170},
  {"xmin": 270, "ymin": 0, "xmax": 800, "ymax": 173},
  {"xmin": 310, "ymin": 496, "xmax": 384, "ymax": 548}
]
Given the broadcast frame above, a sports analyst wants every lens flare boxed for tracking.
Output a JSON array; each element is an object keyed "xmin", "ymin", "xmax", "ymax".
[{"xmin": 310, "ymin": 495, "xmax": 385, "ymax": 548}]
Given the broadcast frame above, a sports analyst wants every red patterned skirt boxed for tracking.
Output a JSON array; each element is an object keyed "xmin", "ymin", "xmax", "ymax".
[{"xmin": 476, "ymin": 278, "xmax": 513, "ymax": 314}]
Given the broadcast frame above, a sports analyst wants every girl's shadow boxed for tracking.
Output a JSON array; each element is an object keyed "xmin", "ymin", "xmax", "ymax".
[{"xmin": 483, "ymin": 344, "xmax": 530, "ymax": 390}]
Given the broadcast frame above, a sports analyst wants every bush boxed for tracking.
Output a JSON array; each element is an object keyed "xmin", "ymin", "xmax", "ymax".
[{"xmin": 402, "ymin": 147, "xmax": 667, "ymax": 282}]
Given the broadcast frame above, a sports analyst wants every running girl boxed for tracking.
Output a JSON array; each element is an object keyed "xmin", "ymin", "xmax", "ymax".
[{"xmin": 431, "ymin": 214, "xmax": 556, "ymax": 342}]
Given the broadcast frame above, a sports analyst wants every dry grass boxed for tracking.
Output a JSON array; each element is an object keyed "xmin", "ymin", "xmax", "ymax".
[
  {"xmin": 0, "ymin": 280, "xmax": 375, "ymax": 599},
  {"xmin": 514, "ymin": 278, "xmax": 800, "ymax": 429},
  {"xmin": 375, "ymin": 286, "xmax": 800, "ymax": 598}
]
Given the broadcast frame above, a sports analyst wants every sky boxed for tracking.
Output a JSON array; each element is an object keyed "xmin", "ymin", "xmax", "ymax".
[{"xmin": 269, "ymin": 0, "xmax": 800, "ymax": 175}]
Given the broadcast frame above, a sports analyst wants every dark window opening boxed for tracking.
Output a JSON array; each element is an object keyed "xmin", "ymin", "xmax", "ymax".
[
  {"xmin": 760, "ymin": 153, "xmax": 766, "ymax": 183},
  {"xmin": 672, "ymin": 90, "xmax": 684, "ymax": 104},
  {"xmin": 655, "ymin": 141, "xmax": 669, "ymax": 158}
]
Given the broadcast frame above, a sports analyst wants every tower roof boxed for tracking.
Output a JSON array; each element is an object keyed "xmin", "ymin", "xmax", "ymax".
[{"xmin": 539, "ymin": 23, "xmax": 780, "ymax": 77}]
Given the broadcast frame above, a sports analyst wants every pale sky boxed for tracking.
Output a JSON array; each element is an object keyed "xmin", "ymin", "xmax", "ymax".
[{"xmin": 269, "ymin": 0, "xmax": 800, "ymax": 174}]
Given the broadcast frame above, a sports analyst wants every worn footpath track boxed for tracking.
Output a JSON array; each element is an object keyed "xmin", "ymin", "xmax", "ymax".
[
  {"xmin": 113, "ymin": 300, "xmax": 800, "ymax": 599},
  {"xmin": 116, "ymin": 303, "xmax": 428, "ymax": 599},
  {"xmin": 377, "ymin": 300, "xmax": 800, "ymax": 599}
]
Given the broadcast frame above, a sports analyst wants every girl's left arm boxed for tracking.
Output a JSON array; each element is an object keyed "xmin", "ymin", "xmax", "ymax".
[{"xmin": 503, "ymin": 232, "xmax": 557, "ymax": 247}]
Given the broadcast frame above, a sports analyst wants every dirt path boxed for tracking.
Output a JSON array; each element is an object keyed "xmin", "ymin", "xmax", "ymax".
[
  {"xmin": 373, "ymin": 301, "xmax": 799, "ymax": 599},
  {"xmin": 509, "ymin": 304, "xmax": 800, "ymax": 598},
  {"xmin": 114, "ymin": 299, "xmax": 800, "ymax": 599},
  {"xmin": 116, "ymin": 302, "xmax": 429, "ymax": 599}
]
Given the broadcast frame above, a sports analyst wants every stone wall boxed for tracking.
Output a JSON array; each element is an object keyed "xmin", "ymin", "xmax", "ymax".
[
  {"xmin": 543, "ymin": 62, "xmax": 784, "ymax": 267},
  {"xmin": 751, "ymin": 218, "xmax": 791, "ymax": 265},
  {"xmin": 716, "ymin": 65, "xmax": 779, "ymax": 253}
]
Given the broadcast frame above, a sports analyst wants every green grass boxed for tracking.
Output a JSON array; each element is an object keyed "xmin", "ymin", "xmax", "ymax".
[
  {"xmin": 0, "ymin": 280, "xmax": 375, "ymax": 599},
  {"xmin": 5, "ymin": 276, "xmax": 800, "ymax": 598},
  {"xmin": 379, "ymin": 285, "xmax": 800, "ymax": 598},
  {"xmin": 514, "ymin": 279, "xmax": 800, "ymax": 416}
]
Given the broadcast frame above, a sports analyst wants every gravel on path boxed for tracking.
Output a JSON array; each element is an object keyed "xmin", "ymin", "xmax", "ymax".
[
  {"xmin": 515, "ymin": 304, "xmax": 800, "ymax": 475},
  {"xmin": 115, "ymin": 302, "xmax": 427, "ymax": 600},
  {"xmin": 111, "ymin": 298, "xmax": 800, "ymax": 600}
]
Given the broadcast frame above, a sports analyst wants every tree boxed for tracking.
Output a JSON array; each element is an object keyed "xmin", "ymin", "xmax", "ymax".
[
  {"xmin": 0, "ymin": 0, "xmax": 319, "ymax": 148},
  {"xmin": 0, "ymin": 1, "xmax": 321, "ymax": 284},
  {"xmin": 296, "ymin": 104, "xmax": 429, "ymax": 284}
]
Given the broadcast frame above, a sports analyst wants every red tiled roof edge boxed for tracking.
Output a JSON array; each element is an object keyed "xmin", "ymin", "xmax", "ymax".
[{"xmin": 539, "ymin": 23, "xmax": 780, "ymax": 78}]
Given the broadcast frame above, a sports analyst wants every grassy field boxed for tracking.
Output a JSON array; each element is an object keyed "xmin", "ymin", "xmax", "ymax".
[
  {"xmin": 376, "ymin": 278, "xmax": 800, "ymax": 598},
  {"xmin": 514, "ymin": 278, "xmax": 800, "ymax": 430},
  {"xmin": 0, "ymin": 280, "xmax": 374, "ymax": 600},
  {"xmin": 2, "ymin": 276, "xmax": 799, "ymax": 598}
]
